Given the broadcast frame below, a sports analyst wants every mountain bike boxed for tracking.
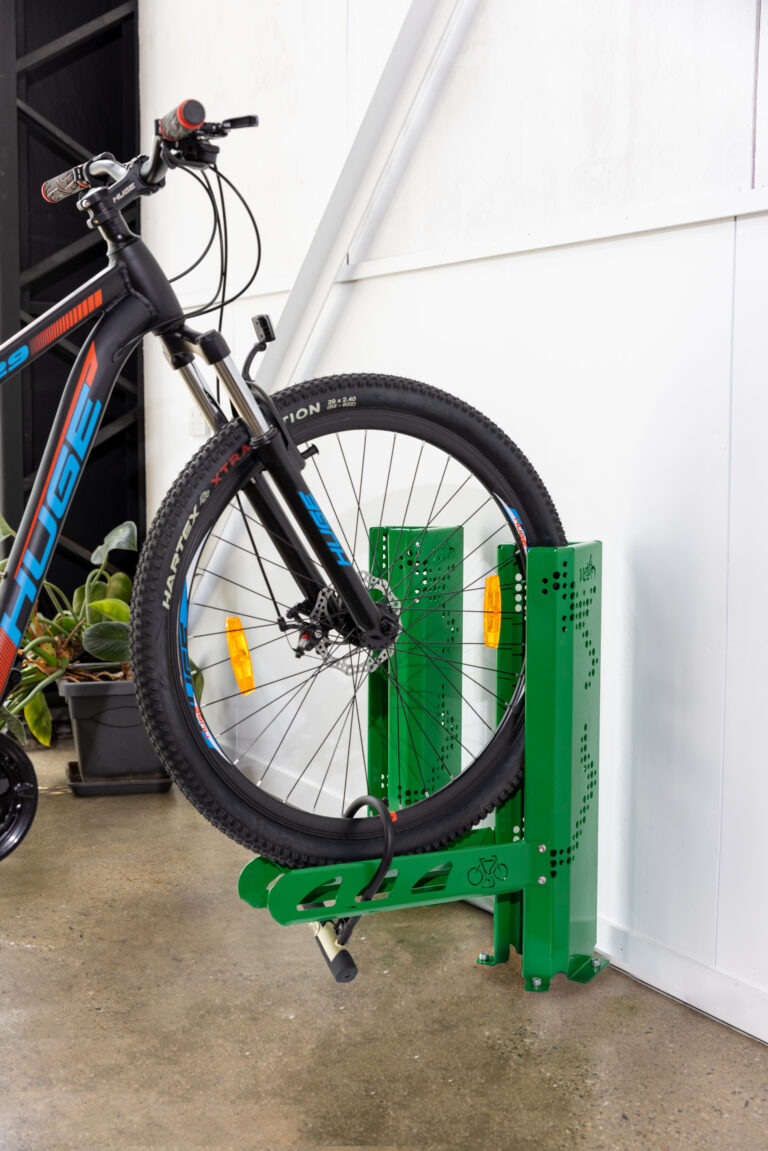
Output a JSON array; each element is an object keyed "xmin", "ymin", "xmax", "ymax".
[{"xmin": 0, "ymin": 100, "xmax": 565, "ymax": 866}]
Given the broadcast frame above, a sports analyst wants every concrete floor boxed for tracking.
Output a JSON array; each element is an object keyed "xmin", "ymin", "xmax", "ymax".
[{"xmin": 1, "ymin": 743, "xmax": 767, "ymax": 1151}]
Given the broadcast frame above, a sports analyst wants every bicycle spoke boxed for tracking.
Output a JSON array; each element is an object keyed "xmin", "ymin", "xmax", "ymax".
[
  {"xmin": 193, "ymin": 629, "xmax": 293, "ymax": 673},
  {"xmin": 393, "ymin": 626, "xmax": 500, "ymax": 728},
  {"xmin": 194, "ymin": 566, "xmax": 293, "ymax": 611},
  {"xmin": 279, "ymin": 682, "xmax": 363, "ymax": 800},
  {"xmin": 378, "ymin": 654, "xmax": 457, "ymax": 790},
  {"xmin": 190, "ymin": 600, "xmax": 277, "ymax": 623},
  {"xmin": 309, "ymin": 453, "xmax": 358, "ymax": 566},
  {"xmin": 369, "ymin": 434, "xmax": 397, "ymax": 565}
]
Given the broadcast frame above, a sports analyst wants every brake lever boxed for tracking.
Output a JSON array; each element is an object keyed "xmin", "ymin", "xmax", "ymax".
[
  {"xmin": 194, "ymin": 115, "xmax": 259, "ymax": 139},
  {"xmin": 223, "ymin": 115, "xmax": 259, "ymax": 131},
  {"xmin": 163, "ymin": 135, "xmax": 220, "ymax": 169}
]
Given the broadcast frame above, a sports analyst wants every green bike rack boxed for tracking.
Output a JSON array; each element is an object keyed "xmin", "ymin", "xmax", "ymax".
[{"xmin": 238, "ymin": 540, "xmax": 607, "ymax": 992}]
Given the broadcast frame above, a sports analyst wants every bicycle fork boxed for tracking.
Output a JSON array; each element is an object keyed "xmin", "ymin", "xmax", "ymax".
[{"xmin": 161, "ymin": 325, "xmax": 391, "ymax": 650}]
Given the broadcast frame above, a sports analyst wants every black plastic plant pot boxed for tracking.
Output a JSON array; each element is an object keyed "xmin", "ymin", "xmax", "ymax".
[{"xmin": 58, "ymin": 678, "xmax": 171, "ymax": 796}]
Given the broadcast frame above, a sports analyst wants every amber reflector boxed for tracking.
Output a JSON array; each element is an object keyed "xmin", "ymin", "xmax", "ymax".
[
  {"xmin": 484, "ymin": 575, "xmax": 502, "ymax": 649},
  {"xmin": 225, "ymin": 617, "xmax": 255, "ymax": 694}
]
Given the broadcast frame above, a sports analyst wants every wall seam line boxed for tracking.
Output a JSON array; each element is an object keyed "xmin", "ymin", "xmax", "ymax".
[
  {"xmin": 714, "ymin": 217, "xmax": 739, "ymax": 973},
  {"xmin": 752, "ymin": 0, "xmax": 762, "ymax": 188}
]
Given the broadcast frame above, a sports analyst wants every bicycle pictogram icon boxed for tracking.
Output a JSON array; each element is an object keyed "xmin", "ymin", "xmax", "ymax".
[{"xmin": 467, "ymin": 855, "xmax": 509, "ymax": 889}]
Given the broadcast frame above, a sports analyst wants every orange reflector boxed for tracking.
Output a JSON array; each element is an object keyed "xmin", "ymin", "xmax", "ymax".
[
  {"xmin": 225, "ymin": 617, "xmax": 255, "ymax": 694},
  {"xmin": 484, "ymin": 575, "xmax": 502, "ymax": 648}
]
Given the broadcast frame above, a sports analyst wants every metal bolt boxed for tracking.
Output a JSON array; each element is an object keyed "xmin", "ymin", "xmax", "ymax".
[
  {"xmin": 531, "ymin": 977, "xmax": 542, "ymax": 989},
  {"xmin": 478, "ymin": 952, "xmax": 490, "ymax": 964},
  {"xmin": 591, "ymin": 956, "xmax": 601, "ymax": 969},
  {"xmin": 537, "ymin": 875, "xmax": 547, "ymax": 885},
  {"xmin": 537, "ymin": 844, "xmax": 547, "ymax": 853}
]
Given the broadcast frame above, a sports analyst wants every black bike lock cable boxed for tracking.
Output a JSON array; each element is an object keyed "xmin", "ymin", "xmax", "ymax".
[{"xmin": 334, "ymin": 794, "xmax": 396, "ymax": 946}]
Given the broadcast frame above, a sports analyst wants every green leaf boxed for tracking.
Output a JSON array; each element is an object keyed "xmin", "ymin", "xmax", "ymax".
[
  {"xmin": 72, "ymin": 584, "xmax": 87, "ymax": 619},
  {"xmin": 50, "ymin": 613, "xmax": 78, "ymax": 636},
  {"xmin": 84, "ymin": 580, "xmax": 108, "ymax": 625},
  {"xmin": 190, "ymin": 660, "xmax": 204, "ymax": 704},
  {"xmin": 24, "ymin": 693, "xmax": 52, "ymax": 747},
  {"xmin": 0, "ymin": 514, "xmax": 16, "ymax": 542},
  {"xmin": 91, "ymin": 521, "xmax": 137, "ymax": 565},
  {"xmin": 88, "ymin": 596, "xmax": 130, "ymax": 624},
  {"xmin": 106, "ymin": 571, "xmax": 132, "ymax": 604},
  {"xmin": 22, "ymin": 636, "xmax": 58, "ymax": 667},
  {"xmin": 82, "ymin": 620, "xmax": 130, "ymax": 663},
  {"xmin": 43, "ymin": 581, "xmax": 73, "ymax": 615},
  {"xmin": 0, "ymin": 706, "xmax": 26, "ymax": 746},
  {"xmin": 10, "ymin": 667, "xmax": 66, "ymax": 717}
]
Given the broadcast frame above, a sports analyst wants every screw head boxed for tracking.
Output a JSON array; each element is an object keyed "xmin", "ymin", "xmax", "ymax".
[
  {"xmin": 537, "ymin": 875, "xmax": 547, "ymax": 885},
  {"xmin": 531, "ymin": 977, "xmax": 542, "ymax": 989},
  {"xmin": 478, "ymin": 952, "xmax": 490, "ymax": 964},
  {"xmin": 538, "ymin": 844, "xmax": 547, "ymax": 853},
  {"xmin": 591, "ymin": 956, "xmax": 601, "ymax": 969}
]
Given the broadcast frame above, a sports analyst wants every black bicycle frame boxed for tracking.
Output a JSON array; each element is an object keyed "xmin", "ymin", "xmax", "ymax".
[{"xmin": 0, "ymin": 229, "xmax": 383, "ymax": 706}]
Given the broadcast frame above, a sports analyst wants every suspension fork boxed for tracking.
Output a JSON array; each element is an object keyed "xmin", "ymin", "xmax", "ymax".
[{"xmin": 164, "ymin": 331, "xmax": 383, "ymax": 638}]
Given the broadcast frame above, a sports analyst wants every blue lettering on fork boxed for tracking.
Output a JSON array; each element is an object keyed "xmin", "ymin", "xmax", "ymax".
[{"xmin": 298, "ymin": 491, "xmax": 351, "ymax": 566}]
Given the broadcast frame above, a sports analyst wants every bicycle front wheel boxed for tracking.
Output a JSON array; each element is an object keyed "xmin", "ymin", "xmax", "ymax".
[{"xmin": 132, "ymin": 375, "xmax": 565, "ymax": 865}]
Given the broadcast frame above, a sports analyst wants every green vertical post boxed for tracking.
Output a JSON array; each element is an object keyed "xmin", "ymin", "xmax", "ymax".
[
  {"xmin": 492, "ymin": 542, "xmax": 527, "ymax": 959},
  {"xmin": 519, "ymin": 542, "xmax": 604, "ymax": 990},
  {"xmin": 369, "ymin": 527, "xmax": 463, "ymax": 808}
]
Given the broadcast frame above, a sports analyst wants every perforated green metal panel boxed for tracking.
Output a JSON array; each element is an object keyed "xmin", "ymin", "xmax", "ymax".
[
  {"xmin": 368, "ymin": 527, "xmax": 463, "ymax": 808},
  {"xmin": 495, "ymin": 543, "xmax": 526, "ymax": 722},
  {"xmin": 521, "ymin": 543, "xmax": 603, "ymax": 986}
]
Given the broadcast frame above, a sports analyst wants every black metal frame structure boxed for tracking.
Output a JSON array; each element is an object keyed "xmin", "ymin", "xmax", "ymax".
[{"xmin": 0, "ymin": 0, "xmax": 142, "ymax": 588}]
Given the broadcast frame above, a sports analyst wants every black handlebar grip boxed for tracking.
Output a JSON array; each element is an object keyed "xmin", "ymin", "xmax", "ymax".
[
  {"xmin": 158, "ymin": 99, "xmax": 206, "ymax": 141},
  {"xmin": 41, "ymin": 165, "xmax": 87, "ymax": 204}
]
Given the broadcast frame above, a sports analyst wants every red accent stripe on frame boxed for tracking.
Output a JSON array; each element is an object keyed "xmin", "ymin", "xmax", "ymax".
[{"xmin": 0, "ymin": 630, "xmax": 18, "ymax": 692}]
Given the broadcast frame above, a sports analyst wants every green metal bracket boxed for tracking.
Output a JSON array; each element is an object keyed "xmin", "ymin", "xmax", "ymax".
[{"xmin": 238, "ymin": 541, "xmax": 607, "ymax": 991}]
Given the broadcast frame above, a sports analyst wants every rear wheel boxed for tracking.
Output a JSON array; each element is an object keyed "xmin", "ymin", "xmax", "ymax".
[
  {"xmin": 132, "ymin": 374, "xmax": 565, "ymax": 865},
  {"xmin": 0, "ymin": 734, "xmax": 38, "ymax": 861}
]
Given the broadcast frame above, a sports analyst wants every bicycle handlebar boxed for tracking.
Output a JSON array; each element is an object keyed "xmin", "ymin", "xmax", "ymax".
[{"xmin": 40, "ymin": 98, "xmax": 208, "ymax": 204}]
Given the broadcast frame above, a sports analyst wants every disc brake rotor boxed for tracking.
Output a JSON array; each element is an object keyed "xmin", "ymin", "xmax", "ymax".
[{"xmin": 306, "ymin": 573, "xmax": 401, "ymax": 676}]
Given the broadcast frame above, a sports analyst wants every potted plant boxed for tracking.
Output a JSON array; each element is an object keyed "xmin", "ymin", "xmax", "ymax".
[{"xmin": 0, "ymin": 518, "xmax": 170, "ymax": 796}]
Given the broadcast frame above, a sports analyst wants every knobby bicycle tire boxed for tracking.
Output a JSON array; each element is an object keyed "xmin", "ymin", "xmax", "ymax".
[{"xmin": 131, "ymin": 375, "xmax": 566, "ymax": 866}]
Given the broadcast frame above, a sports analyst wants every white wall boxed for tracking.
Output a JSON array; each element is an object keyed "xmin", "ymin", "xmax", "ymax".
[{"xmin": 140, "ymin": 0, "xmax": 768, "ymax": 1039}]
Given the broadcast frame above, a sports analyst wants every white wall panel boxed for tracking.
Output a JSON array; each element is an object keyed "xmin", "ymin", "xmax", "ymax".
[
  {"xmin": 717, "ymin": 213, "xmax": 768, "ymax": 991},
  {"xmin": 140, "ymin": 0, "xmax": 348, "ymax": 300},
  {"xmin": 353, "ymin": 0, "xmax": 756, "ymax": 265}
]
